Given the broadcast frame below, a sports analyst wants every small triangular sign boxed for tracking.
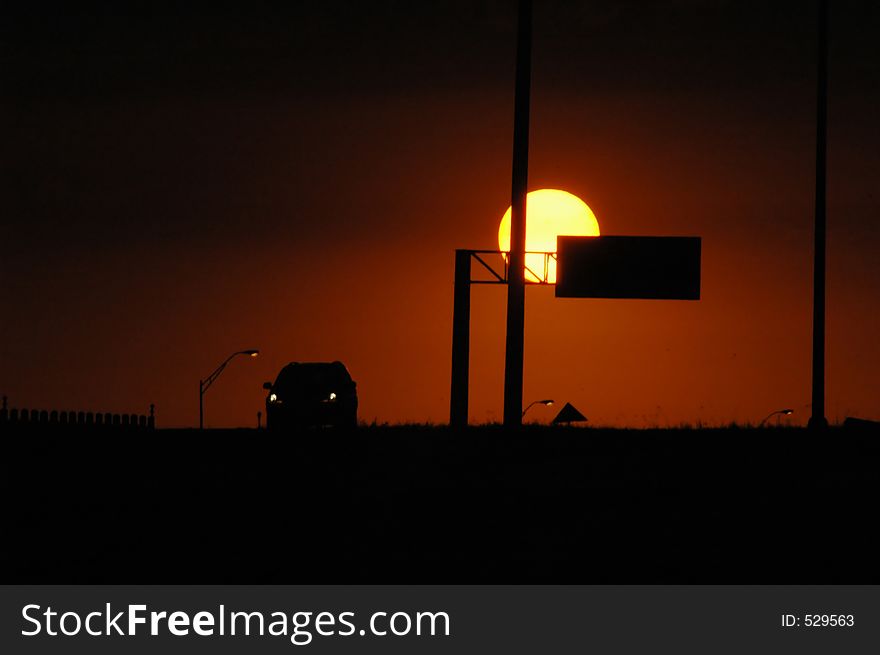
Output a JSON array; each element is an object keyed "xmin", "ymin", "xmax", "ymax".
[{"xmin": 552, "ymin": 402, "xmax": 587, "ymax": 424}]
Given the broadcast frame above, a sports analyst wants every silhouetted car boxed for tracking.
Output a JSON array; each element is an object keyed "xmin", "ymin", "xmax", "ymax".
[{"xmin": 263, "ymin": 361, "xmax": 358, "ymax": 429}]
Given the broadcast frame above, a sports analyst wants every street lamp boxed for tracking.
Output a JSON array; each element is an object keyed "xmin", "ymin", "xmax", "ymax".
[
  {"xmin": 759, "ymin": 408, "xmax": 794, "ymax": 428},
  {"xmin": 522, "ymin": 399, "xmax": 554, "ymax": 420},
  {"xmin": 199, "ymin": 349, "xmax": 259, "ymax": 429}
]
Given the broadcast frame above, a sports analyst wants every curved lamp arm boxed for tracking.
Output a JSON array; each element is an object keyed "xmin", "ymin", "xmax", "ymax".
[
  {"xmin": 522, "ymin": 399, "xmax": 554, "ymax": 420},
  {"xmin": 201, "ymin": 350, "xmax": 259, "ymax": 394},
  {"xmin": 759, "ymin": 408, "xmax": 794, "ymax": 427}
]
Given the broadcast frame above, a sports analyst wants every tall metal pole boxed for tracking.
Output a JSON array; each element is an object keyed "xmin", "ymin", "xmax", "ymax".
[
  {"xmin": 809, "ymin": 0, "xmax": 828, "ymax": 430},
  {"xmin": 503, "ymin": 0, "xmax": 532, "ymax": 427},
  {"xmin": 450, "ymin": 249, "xmax": 472, "ymax": 427}
]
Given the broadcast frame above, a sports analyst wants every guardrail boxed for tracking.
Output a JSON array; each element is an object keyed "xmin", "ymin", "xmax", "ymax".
[{"xmin": 0, "ymin": 397, "xmax": 155, "ymax": 430}]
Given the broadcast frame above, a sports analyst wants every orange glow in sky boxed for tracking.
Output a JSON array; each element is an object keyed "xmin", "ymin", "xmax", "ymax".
[{"xmin": 497, "ymin": 189, "xmax": 600, "ymax": 282}]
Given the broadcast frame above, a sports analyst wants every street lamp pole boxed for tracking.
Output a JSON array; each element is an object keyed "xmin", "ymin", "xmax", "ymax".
[{"xmin": 199, "ymin": 349, "xmax": 259, "ymax": 429}]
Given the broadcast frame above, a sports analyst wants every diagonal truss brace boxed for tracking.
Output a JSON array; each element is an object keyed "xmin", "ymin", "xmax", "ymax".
[{"xmin": 464, "ymin": 249, "xmax": 557, "ymax": 285}]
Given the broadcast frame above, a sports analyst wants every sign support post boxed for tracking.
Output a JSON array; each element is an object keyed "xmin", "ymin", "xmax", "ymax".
[{"xmin": 450, "ymin": 249, "xmax": 472, "ymax": 427}]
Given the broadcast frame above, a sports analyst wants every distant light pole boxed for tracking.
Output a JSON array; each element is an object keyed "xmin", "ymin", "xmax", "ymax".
[
  {"xmin": 199, "ymin": 349, "xmax": 259, "ymax": 429},
  {"xmin": 809, "ymin": 0, "xmax": 829, "ymax": 430},
  {"xmin": 522, "ymin": 399, "xmax": 554, "ymax": 420},
  {"xmin": 759, "ymin": 408, "xmax": 794, "ymax": 428},
  {"xmin": 503, "ymin": 0, "xmax": 533, "ymax": 428}
]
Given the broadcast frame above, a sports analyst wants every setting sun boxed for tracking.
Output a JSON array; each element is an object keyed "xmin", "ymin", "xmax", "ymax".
[{"xmin": 498, "ymin": 189, "xmax": 600, "ymax": 283}]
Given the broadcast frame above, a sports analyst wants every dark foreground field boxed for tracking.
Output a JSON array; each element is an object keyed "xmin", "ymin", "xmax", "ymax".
[{"xmin": 2, "ymin": 424, "xmax": 879, "ymax": 583}]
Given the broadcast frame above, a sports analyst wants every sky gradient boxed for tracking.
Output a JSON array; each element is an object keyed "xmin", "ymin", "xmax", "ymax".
[{"xmin": 3, "ymin": 0, "xmax": 879, "ymax": 426}]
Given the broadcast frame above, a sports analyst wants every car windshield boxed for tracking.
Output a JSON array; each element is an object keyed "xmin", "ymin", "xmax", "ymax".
[{"xmin": 274, "ymin": 364, "xmax": 351, "ymax": 395}]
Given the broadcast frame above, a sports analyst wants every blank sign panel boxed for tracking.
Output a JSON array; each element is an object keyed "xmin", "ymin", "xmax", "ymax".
[{"xmin": 555, "ymin": 236, "xmax": 701, "ymax": 300}]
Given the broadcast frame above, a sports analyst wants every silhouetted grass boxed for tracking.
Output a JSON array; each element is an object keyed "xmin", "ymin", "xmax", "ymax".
[{"xmin": 2, "ymin": 422, "xmax": 878, "ymax": 583}]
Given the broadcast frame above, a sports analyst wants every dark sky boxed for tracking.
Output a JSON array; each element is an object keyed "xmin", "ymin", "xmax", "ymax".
[{"xmin": 3, "ymin": 1, "xmax": 879, "ymax": 426}]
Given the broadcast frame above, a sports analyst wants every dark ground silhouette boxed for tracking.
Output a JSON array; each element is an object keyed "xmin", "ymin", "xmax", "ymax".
[{"xmin": 3, "ymin": 424, "xmax": 878, "ymax": 583}]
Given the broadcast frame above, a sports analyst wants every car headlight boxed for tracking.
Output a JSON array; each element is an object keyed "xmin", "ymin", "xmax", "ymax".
[
  {"xmin": 269, "ymin": 393, "xmax": 278, "ymax": 403},
  {"xmin": 329, "ymin": 392, "xmax": 337, "ymax": 401}
]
